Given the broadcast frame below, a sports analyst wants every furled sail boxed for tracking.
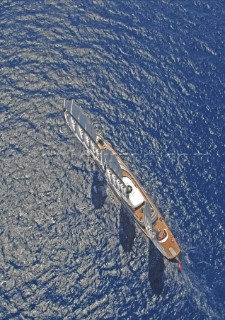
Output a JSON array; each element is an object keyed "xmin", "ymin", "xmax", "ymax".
[
  {"xmin": 101, "ymin": 149, "xmax": 126, "ymax": 194},
  {"xmin": 101, "ymin": 149, "xmax": 122, "ymax": 177},
  {"xmin": 64, "ymin": 100, "xmax": 99, "ymax": 158}
]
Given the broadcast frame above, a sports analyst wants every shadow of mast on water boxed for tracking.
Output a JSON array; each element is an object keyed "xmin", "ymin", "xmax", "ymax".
[
  {"xmin": 91, "ymin": 167, "xmax": 107, "ymax": 209},
  {"xmin": 119, "ymin": 204, "xmax": 136, "ymax": 253},
  {"xmin": 148, "ymin": 240, "xmax": 165, "ymax": 295}
]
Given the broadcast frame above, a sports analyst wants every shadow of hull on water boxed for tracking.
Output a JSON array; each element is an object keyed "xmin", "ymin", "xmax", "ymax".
[
  {"xmin": 91, "ymin": 167, "xmax": 107, "ymax": 209},
  {"xmin": 148, "ymin": 241, "xmax": 165, "ymax": 295},
  {"xmin": 119, "ymin": 204, "xmax": 136, "ymax": 253}
]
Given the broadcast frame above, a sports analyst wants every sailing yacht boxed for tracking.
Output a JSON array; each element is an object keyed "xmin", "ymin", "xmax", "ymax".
[{"xmin": 64, "ymin": 100, "xmax": 181, "ymax": 261}]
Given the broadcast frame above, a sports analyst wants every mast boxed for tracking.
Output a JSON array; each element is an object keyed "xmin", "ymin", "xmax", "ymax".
[{"xmin": 143, "ymin": 202, "xmax": 157, "ymax": 237}]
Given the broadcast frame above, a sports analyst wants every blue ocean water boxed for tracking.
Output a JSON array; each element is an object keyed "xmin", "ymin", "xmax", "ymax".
[{"xmin": 0, "ymin": 0, "xmax": 224, "ymax": 319}]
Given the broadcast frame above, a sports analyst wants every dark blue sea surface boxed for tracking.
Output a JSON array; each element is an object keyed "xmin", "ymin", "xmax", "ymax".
[{"xmin": 0, "ymin": 0, "xmax": 224, "ymax": 319}]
